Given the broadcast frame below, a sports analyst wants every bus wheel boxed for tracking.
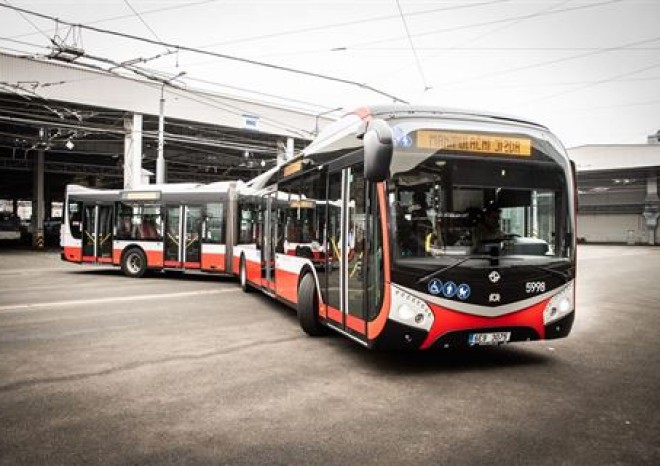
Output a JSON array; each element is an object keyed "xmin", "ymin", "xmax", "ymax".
[
  {"xmin": 297, "ymin": 273, "xmax": 327, "ymax": 336},
  {"xmin": 121, "ymin": 248, "xmax": 147, "ymax": 278},
  {"xmin": 239, "ymin": 256, "xmax": 250, "ymax": 292}
]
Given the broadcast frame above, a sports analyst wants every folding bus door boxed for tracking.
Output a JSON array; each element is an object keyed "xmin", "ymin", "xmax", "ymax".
[
  {"xmin": 183, "ymin": 205, "xmax": 203, "ymax": 268},
  {"xmin": 96, "ymin": 205, "xmax": 114, "ymax": 263},
  {"xmin": 323, "ymin": 166, "xmax": 368, "ymax": 344},
  {"xmin": 81, "ymin": 204, "xmax": 96, "ymax": 262},
  {"xmin": 164, "ymin": 205, "xmax": 182, "ymax": 267}
]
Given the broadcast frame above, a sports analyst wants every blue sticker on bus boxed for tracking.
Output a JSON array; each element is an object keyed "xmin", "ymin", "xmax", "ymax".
[
  {"xmin": 428, "ymin": 279, "xmax": 442, "ymax": 295},
  {"xmin": 393, "ymin": 126, "xmax": 413, "ymax": 148},
  {"xmin": 443, "ymin": 281, "xmax": 457, "ymax": 298},
  {"xmin": 457, "ymin": 283, "xmax": 471, "ymax": 300}
]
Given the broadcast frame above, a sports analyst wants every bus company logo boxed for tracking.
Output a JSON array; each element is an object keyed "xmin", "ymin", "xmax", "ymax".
[
  {"xmin": 428, "ymin": 279, "xmax": 442, "ymax": 295},
  {"xmin": 392, "ymin": 126, "xmax": 413, "ymax": 148},
  {"xmin": 488, "ymin": 271, "xmax": 501, "ymax": 283}
]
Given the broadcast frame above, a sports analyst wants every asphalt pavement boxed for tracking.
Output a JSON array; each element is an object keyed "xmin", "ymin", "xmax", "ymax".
[{"xmin": 0, "ymin": 245, "xmax": 659, "ymax": 465}]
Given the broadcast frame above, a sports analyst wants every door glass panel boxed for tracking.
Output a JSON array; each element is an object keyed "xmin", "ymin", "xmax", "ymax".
[
  {"xmin": 325, "ymin": 171, "xmax": 343, "ymax": 316},
  {"xmin": 82, "ymin": 205, "xmax": 95, "ymax": 257},
  {"xmin": 185, "ymin": 206, "xmax": 203, "ymax": 263},
  {"xmin": 346, "ymin": 167, "xmax": 367, "ymax": 330},
  {"xmin": 165, "ymin": 206, "xmax": 180, "ymax": 263},
  {"xmin": 97, "ymin": 206, "xmax": 113, "ymax": 258}
]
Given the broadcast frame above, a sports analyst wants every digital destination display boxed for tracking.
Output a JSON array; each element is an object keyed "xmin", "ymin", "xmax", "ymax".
[{"xmin": 416, "ymin": 131, "xmax": 532, "ymax": 157}]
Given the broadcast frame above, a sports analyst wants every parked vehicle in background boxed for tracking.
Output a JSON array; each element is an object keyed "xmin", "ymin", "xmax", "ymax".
[{"xmin": 0, "ymin": 212, "xmax": 21, "ymax": 243}]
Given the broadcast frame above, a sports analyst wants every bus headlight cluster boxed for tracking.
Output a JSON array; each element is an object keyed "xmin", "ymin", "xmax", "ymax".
[
  {"xmin": 543, "ymin": 281, "xmax": 574, "ymax": 325},
  {"xmin": 390, "ymin": 285, "xmax": 434, "ymax": 331}
]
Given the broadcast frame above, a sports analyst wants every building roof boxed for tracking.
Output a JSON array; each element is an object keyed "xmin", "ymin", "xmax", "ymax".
[{"xmin": 568, "ymin": 144, "xmax": 660, "ymax": 172}]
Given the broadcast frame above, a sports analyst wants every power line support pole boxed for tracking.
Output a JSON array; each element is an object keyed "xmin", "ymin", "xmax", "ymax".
[
  {"xmin": 124, "ymin": 113, "xmax": 143, "ymax": 189},
  {"xmin": 156, "ymin": 85, "xmax": 166, "ymax": 184},
  {"xmin": 32, "ymin": 148, "xmax": 45, "ymax": 249}
]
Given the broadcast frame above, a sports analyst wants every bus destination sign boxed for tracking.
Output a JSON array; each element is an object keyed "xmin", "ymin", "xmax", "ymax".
[{"xmin": 416, "ymin": 131, "xmax": 532, "ymax": 157}]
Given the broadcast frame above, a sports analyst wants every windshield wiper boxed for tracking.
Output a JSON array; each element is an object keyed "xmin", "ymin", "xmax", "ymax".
[{"xmin": 416, "ymin": 255, "xmax": 497, "ymax": 284}]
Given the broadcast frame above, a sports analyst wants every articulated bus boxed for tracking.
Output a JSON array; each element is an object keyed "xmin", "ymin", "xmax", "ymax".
[
  {"xmin": 61, "ymin": 182, "xmax": 238, "ymax": 277},
  {"xmin": 234, "ymin": 105, "xmax": 577, "ymax": 349}
]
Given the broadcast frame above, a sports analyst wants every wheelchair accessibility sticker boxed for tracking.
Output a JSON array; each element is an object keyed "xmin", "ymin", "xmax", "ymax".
[{"xmin": 428, "ymin": 279, "xmax": 442, "ymax": 295}]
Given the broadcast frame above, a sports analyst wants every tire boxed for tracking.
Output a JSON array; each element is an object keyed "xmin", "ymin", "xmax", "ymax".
[
  {"xmin": 121, "ymin": 248, "xmax": 147, "ymax": 278},
  {"xmin": 297, "ymin": 273, "xmax": 327, "ymax": 336},
  {"xmin": 239, "ymin": 256, "xmax": 251, "ymax": 293}
]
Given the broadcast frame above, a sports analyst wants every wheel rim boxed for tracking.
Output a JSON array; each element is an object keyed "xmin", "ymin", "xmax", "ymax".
[{"xmin": 127, "ymin": 253, "xmax": 142, "ymax": 274}]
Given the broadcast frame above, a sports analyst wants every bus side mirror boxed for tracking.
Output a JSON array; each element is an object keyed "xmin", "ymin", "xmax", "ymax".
[{"xmin": 362, "ymin": 119, "xmax": 393, "ymax": 182}]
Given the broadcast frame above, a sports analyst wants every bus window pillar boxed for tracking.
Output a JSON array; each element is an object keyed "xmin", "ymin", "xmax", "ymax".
[
  {"xmin": 31, "ymin": 148, "xmax": 45, "ymax": 249},
  {"xmin": 643, "ymin": 172, "xmax": 659, "ymax": 245},
  {"xmin": 124, "ymin": 113, "xmax": 144, "ymax": 190}
]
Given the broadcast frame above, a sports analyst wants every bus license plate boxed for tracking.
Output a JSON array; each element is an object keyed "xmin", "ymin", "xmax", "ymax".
[{"xmin": 468, "ymin": 332, "xmax": 511, "ymax": 346}]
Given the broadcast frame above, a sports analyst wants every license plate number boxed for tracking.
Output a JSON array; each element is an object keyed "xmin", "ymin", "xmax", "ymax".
[{"xmin": 468, "ymin": 331, "xmax": 511, "ymax": 346}]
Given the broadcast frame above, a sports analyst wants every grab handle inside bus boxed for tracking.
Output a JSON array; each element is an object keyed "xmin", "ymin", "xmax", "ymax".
[{"xmin": 362, "ymin": 118, "xmax": 393, "ymax": 182}]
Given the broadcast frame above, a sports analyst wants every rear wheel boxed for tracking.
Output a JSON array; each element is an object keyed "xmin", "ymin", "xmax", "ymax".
[
  {"xmin": 239, "ymin": 256, "xmax": 250, "ymax": 292},
  {"xmin": 297, "ymin": 273, "xmax": 327, "ymax": 336},
  {"xmin": 121, "ymin": 248, "xmax": 147, "ymax": 278}
]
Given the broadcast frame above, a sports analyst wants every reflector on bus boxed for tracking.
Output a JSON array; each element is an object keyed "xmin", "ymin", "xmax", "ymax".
[
  {"xmin": 416, "ymin": 131, "xmax": 532, "ymax": 157},
  {"xmin": 121, "ymin": 191, "xmax": 161, "ymax": 201}
]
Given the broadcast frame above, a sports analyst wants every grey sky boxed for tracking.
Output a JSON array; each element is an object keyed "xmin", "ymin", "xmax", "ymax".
[{"xmin": 1, "ymin": 0, "xmax": 659, "ymax": 147}]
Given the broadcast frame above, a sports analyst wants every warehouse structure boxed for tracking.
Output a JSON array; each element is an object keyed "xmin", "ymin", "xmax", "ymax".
[
  {"xmin": 569, "ymin": 133, "xmax": 660, "ymax": 245},
  {"xmin": 0, "ymin": 52, "xmax": 336, "ymax": 246}
]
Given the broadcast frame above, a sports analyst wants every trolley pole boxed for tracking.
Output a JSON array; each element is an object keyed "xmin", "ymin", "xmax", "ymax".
[{"xmin": 156, "ymin": 85, "xmax": 166, "ymax": 184}]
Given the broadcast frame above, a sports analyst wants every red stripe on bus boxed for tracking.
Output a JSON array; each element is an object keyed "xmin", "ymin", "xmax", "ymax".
[
  {"xmin": 327, "ymin": 305, "xmax": 342, "ymax": 323},
  {"xmin": 275, "ymin": 268, "xmax": 298, "ymax": 304},
  {"xmin": 183, "ymin": 262, "xmax": 201, "ymax": 269},
  {"xmin": 421, "ymin": 298, "xmax": 550, "ymax": 350},
  {"xmin": 146, "ymin": 251, "xmax": 164, "ymax": 268},
  {"xmin": 367, "ymin": 182, "xmax": 391, "ymax": 340},
  {"xmin": 164, "ymin": 260, "xmax": 180, "ymax": 267},
  {"xmin": 82, "ymin": 256, "xmax": 95, "ymax": 263},
  {"xmin": 63, "ymin": 246, "xmax": 81, "ymax": 262},
  {"xmin": 201, "ymin": 253, "xmax": 225, "ymax": 272}
]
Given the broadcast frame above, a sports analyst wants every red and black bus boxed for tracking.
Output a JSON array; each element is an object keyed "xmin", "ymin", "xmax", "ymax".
[{"xmin": 233, "ymin": 105, "xmax": 577, "ymax": 349}]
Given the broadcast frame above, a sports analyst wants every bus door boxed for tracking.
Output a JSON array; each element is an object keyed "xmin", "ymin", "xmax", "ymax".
[
  {"xmin": 81, "ymin": 204, "xmax": 96, "ymax": 262},
  {"xmin": 262, "ymin": 191, "xmax": 277, "ymax": 292},
  {"xmin": 183, "ymin": 205, "xmax": 203, "ymax": 268},
  {"xmin": 325, "ymin": 166, "xmax": 368, "ymax": 342},
  {"xmin": 96, "ymin": 205, "xmax": 113, "ymax": 263},
  {"xmin": 164, "ymin": 205, "xmax": 182, "ymax": 267},
  {"xmin": 81, "ymin": 204, "xmax": 113, "ymax": 263}
]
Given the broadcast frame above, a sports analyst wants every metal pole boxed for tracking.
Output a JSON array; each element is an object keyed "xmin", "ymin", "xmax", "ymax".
[{"xmin": 156, "ymin": 85, "xmax": 166, "ymax": 184}]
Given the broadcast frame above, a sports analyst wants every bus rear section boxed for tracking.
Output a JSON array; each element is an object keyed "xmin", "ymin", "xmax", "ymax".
[
  {"xmin": 242, "ymin": 106, "xmax": 577, "ymax": 350},
  {"xmin": 61, "ymin": 183, "xmax": 237, "ymax": 277}
]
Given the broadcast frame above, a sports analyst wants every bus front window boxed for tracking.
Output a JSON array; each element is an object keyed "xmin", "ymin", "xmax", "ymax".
[{"xmin": 389, "ymin": 155, "xmax": 570, "ymax": 266}]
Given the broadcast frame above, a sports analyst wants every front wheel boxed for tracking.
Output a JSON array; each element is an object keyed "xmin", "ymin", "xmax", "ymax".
[
  {"xmin": 121, "ymin": 248, "xmax": 147, "ymax": 278},
  {"xmin": 297, "ymin": 273, "xmax": 327, "ymax": 336},
  {"xmin": 239, "ymin": 256, "xmax": 251, "ymax": 293}
]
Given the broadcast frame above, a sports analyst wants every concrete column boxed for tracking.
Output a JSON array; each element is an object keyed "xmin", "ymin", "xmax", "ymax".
[
  {"xmin": 643, "ymin": 173, "xmax": 660, "ymax": 245},
  {"xmin": 124, "ymin": 113, "xmax": 144, "ymax": 189},
  {"xmin": 31, "ymin": 149, "xmax": 45, "ymax": 249}
]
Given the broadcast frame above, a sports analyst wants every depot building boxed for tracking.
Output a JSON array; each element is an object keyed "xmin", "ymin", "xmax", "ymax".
[{"xmin": 568, "ymin": 132, "xmax": 660, "ymax": 245}]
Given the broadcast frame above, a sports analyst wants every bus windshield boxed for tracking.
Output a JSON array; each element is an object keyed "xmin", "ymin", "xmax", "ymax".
[{"xmin": 389, "ymin": 154, "xmax": 571, "ymax": 268}]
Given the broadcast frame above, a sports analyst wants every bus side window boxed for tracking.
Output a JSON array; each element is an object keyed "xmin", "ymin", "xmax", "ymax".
[
  {"xmin": 67, "ymin": 201, "xmax": 83, "ymax": 239},
  {"xmin": 204, "ymin": 203, "xmax": 224, "ymax": 244}
]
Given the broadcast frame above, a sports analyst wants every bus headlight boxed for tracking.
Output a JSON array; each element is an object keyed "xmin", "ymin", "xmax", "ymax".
[
  {"xmin": 390, "ymin": 285, "xmax": 434, "ymax": 331},
  {"xmin": 543, "ymin": 281, "xmax": 574, "ymax": 325}
]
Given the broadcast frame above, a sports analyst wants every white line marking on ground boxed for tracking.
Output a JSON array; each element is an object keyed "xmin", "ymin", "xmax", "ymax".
[{"xmin": 0, "ymin": 288, "xmax": 241, "ymax": 313}]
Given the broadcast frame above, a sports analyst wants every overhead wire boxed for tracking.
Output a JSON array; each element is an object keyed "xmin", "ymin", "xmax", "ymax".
[
  {"xmin": 336, "ymin": 0, "xmax": 625, "ymax": 50},
  {"xmin": 394, "ymin": 0, "xmax": 431, "ymax": 93},
  {"xmin": 0, "ymin": 2, "xmax": 408, "ymax": 103}
]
